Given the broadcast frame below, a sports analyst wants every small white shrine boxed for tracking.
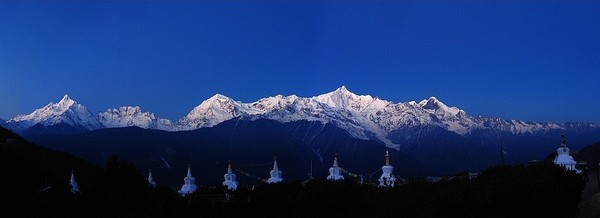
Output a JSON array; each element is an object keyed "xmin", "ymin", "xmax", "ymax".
[
  {"xmin": 378, "ymin": 151, "xmax": 397, "ymax": 187},
  {"xmin": 69, "ymin": 170, "xmax": 80, "ymax": 193},
  {"xmin": 327, "ymin": 154, "xmax": 344, "ymax": 181},
  {"xmin": 553, "ymin": 134, "xmax": 581, "ymax": 173},
  {"xmin": 268, "ymin": 156, "xmax": 283, "ymax": 184},
  {"xmin": 223, "ymin": 161, "xmax": 239, "ymax": 190},
  {"xmin": 178, "ymin": 165, "xmax": 198, "ymax": 196},
  {"xmin": 148, "ymin": 169, "xmax": 157, "ymax": 188}
]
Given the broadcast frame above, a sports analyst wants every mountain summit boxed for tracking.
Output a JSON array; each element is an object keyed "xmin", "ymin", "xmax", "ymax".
[
  {"xmin": 98, "ymin": 106, "xmax": 174, "ymax": 130},
  {"xmin": 419, "ymin": 96, "xmax": 465, "ymax": 118},
  {"xmin": 166, "ymin": 86, "xmax": 570, "ymax": 148},
  {"xmin": 177, "ymin": 94, "xmax": 260, "ymax": 130},
  {"xmin": 7, "ymin": 94, "xmax": 103, "ymax": 132},
  {"xmin": 10, "ymin": 88, "xmax": 600, "ymax": 181},
  {"xmin": 6, "ymin": 87, "xmax": 578, "ymax": 149}
]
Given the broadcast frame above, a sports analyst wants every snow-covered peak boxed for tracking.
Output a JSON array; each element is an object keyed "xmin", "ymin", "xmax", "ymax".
[
  {"xmin": 98, "ymin": 106, "xmax": 174, "ymax": 130},
  {"xmin": 177, "ymin": 94, "xmax": 260, "ymax": 130},
  {"xmin": 209, "ymin": 93, "xmax": 231, "ymax": 101},
  {"xmin": 196, "ymin": 94, "xmax": 236, "ymax": 111},
  {"xmin": 333, "ymin": 85, "xmax": 351, "ymax": 95},
  {"xmin": 7, "ymin": 95, "xmax": 103, "ymax": 131},
  {"xmin": 98, "ymin": 106, "xmax": 166, "ymax": 130},
  {"xmin": 419, "ymin": 96, "xmax": 462, "ymax": 117},
  {"xmin": 58, "ymin": 94, "xmax": 75, "ymax": 108},
  {"xmin": 102, "ymin": 106, "xmax": 150, "ymax": 118},
  {"xmin": 250, "ymin": 94, "xmax": 298, "ymax": 113},
  {"xmin": 314, "ymin": 86, "xmax": 388, "ymax": 112},
  {"xmin": 418, "ymin": 97, "xmax": 443, "ymax": 110},
  {"xmin": 316, "ymin": 86, "xmax": 358, "ymax": 102},
  {"xmin": 4, "ymin": 89, "xmax": 575, "ymax": 148}
]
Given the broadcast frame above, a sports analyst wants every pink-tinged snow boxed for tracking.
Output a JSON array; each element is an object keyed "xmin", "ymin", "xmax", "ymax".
[
  {"xmin": 175, "ymin": 86, "xmax": 565, "ymax": 148},
  {"xmin": 6, "ymin": 87, "xmax": 570, "ymax": 149},
  {"xmin": 7, "ymin": 95, "xmax": 103, "ymax": 131},
  {"xmin": 98, "ymin": 106, "xmax": 174, "ymax": 130}
]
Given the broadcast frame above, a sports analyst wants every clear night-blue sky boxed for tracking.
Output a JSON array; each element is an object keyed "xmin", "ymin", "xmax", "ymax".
[{"xmin": 1, "ymin": 2, "xmax": 599, "ymax": 123}]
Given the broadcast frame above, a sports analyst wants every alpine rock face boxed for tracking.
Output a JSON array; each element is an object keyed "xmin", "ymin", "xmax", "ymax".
[
  {"xmin": 176, "ymin": 86, "xmax": 574, "ymax": 149},
  {"xmin": 6, "ymin": 87, "xmax": 597, "ymax": 151},
  {"xmin": 177, "ymin": 94, "xmax": 262, "ymax": 130},
  {"xmin": 7, "ymin": 95, "xmax": 103, "ymax": 132},
  {"xmin": 8, "ymin": 87, "xmax": 600, "ymax": 176},
  {"xmin": 176, "ymin": 87, "xmax": 399, "ymax": 146},
  {"xmin": 98, "ymin": 106, "xmax": 175, "ymax": 131},
  {"xmin": 6, "ymin": 95, "xmax": 175, "ymax": 133}
]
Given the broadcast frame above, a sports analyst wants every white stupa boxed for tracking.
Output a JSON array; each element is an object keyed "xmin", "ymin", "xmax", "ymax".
[
  {"xmin": 69, "ymin": 170, "xmax": 80, "ymax": 193},
  {"xmin": 327, "ymin": 154, "xmax": 344, "ymax": 181},
  {"xmin": 553, "ymin": 134, "xmax": 581, "ymax": 173},
  {"xmin": 178, "ymin": 165, "xmax": 198, "ymax": 196},
  {"xmin": 378, "ymin": 151, "xmax": 397, "ymax": 187},
  {"xmin": 268, "ymin": 156, "xmax": 284, "ymax": 184},
  {"xmin": 223, "ymin": 161, "xmax": 239, "ymax": 190},
  {"xmin": 148, "ymin": 169, "xmax": 157, "ymax": 188}
]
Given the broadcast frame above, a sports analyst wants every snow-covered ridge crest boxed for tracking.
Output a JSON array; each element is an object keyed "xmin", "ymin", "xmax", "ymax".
[
  {"xmin": 419, "ymin": 96, "xmax": 464, "ymax": 117},
  {"xmin": 98, "ymin": 106, "xmax": 174, "ymax": 130},
  {"xmin": 314, "ymin": 86, "xmax": 391, "ymax": 112},
  {"xmin": 7, "ymin": 95, "xmax": 103, "ymax": 131},
  {"xmin": 177, "ymin": 94, "xmax": 262, "ymax": 130},
  {"xmin": 176, "ymin": 86, "xmax": 567, "ymax": 148},
  {"xmin": 7, "ymin": 95, "xmax": 175, "ymax": 132},
  {"xmin": 5, "ymin": 87, "xmax": 571, "ymax": 149}
]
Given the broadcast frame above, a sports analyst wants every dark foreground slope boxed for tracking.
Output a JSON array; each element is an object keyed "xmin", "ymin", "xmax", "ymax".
[
  {"xmin": 0, "ymin": 127, "xmax": 102, "ymax": 216},
  {"xmin": 227, "ymin": 164, "xmax": 585, "ymax": 218},
  {"xmin": 24, "ymin": 114, "xmax": 600, "ymax": 180},
  {"xmin": 577, "ymin": 140, "xmax": 600, "ymax": 169},
  {"xmin": 2, "ymin": 159, "xmax": 585, "ymax": 217},
  {"xmin": 0, "ymin": 127, "xmax": 182, "ymax": 217},
  {"xmin": 0, "ymin": 125, "xmax": 586, "ymax": 217},
  {"xmin": 29, "ymin": 119, "xmax": 431, "ymax": 186}
]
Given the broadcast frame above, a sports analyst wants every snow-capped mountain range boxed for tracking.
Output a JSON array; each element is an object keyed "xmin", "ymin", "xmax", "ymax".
[
  {"xmin": 4, "ymin": 86, "xmax": 586, "ymax": 148},
  {"xmin": 6, "ymin": 95, "xmax": 103, "ymax": 131},
  {"xmin": 98, "ymin": 106, "xmax": 175, "ymax": 131}
]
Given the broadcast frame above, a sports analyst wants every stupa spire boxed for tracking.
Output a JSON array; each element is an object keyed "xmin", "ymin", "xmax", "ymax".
[
  {"xmin": 379, "ymin": 151, "xmax": 397, "ymax": 187},
  {"xmin": 561, "ymin": 132, "xmax": 567, "ymax": 148},
  {"xmin": 327, "ymin": 153, "xmax": 344, "ymax": 181},
  {"xmin": 268, "ymin": 156, "xmax": 283, "ymax": 184},
  {"xmin": 186, "ymin": 163, "xmax": 193, "ymax": 177},
  {"xmin": 385, "ymin": 150, "xmax": 390, "ymax": 166},
  {"xmin": 333, "ymin": 153, "xmax": 339, "ymax": 167},
  {"xmin": 148, "ymin": 169, "xmax": 157, "ymax": 188},
  {"xmin": 178, "ymin": 164, "xmax": 197, "ymax": 196},
  {"xmin": 223, "ymin": 160, "xmax": 238, "ymax": 190},
  {"xmin": 273, "ymin": 156, "xmax": 279, "ymax": 170},
  {"xmin": 553, "ymin": 133, "xmax": 581, "ymax": 173},
  {"xmin": 69, "ymin": 170, "xmax": 80, "ymax": 193},
  {"xmin": 227, "ymin": 160, "xmax": 233, "ymax": 174}
]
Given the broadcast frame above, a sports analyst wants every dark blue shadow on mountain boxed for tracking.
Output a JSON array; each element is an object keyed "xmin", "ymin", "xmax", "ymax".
[{"xmin": 28, "ymin": 118, "xmax": 429, "ymax": 186}]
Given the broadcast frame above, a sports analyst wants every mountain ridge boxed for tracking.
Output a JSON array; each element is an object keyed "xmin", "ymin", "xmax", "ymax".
[
  {"xmin": 5, "ymin": 87, "xmax": 597, "ymax": 150},
  {"xmin": 7, "ymin": 95, "xmax": 103, "ymax": 132},
  {"xmin": 98, "ymin": 106, "xmax": 175, "ymax": 131}
]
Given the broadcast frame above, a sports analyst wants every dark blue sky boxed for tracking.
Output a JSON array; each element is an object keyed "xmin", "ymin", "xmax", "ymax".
[{"xmin": 1, "ymin": 2, "xmax": 599, "ymax": 123}]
